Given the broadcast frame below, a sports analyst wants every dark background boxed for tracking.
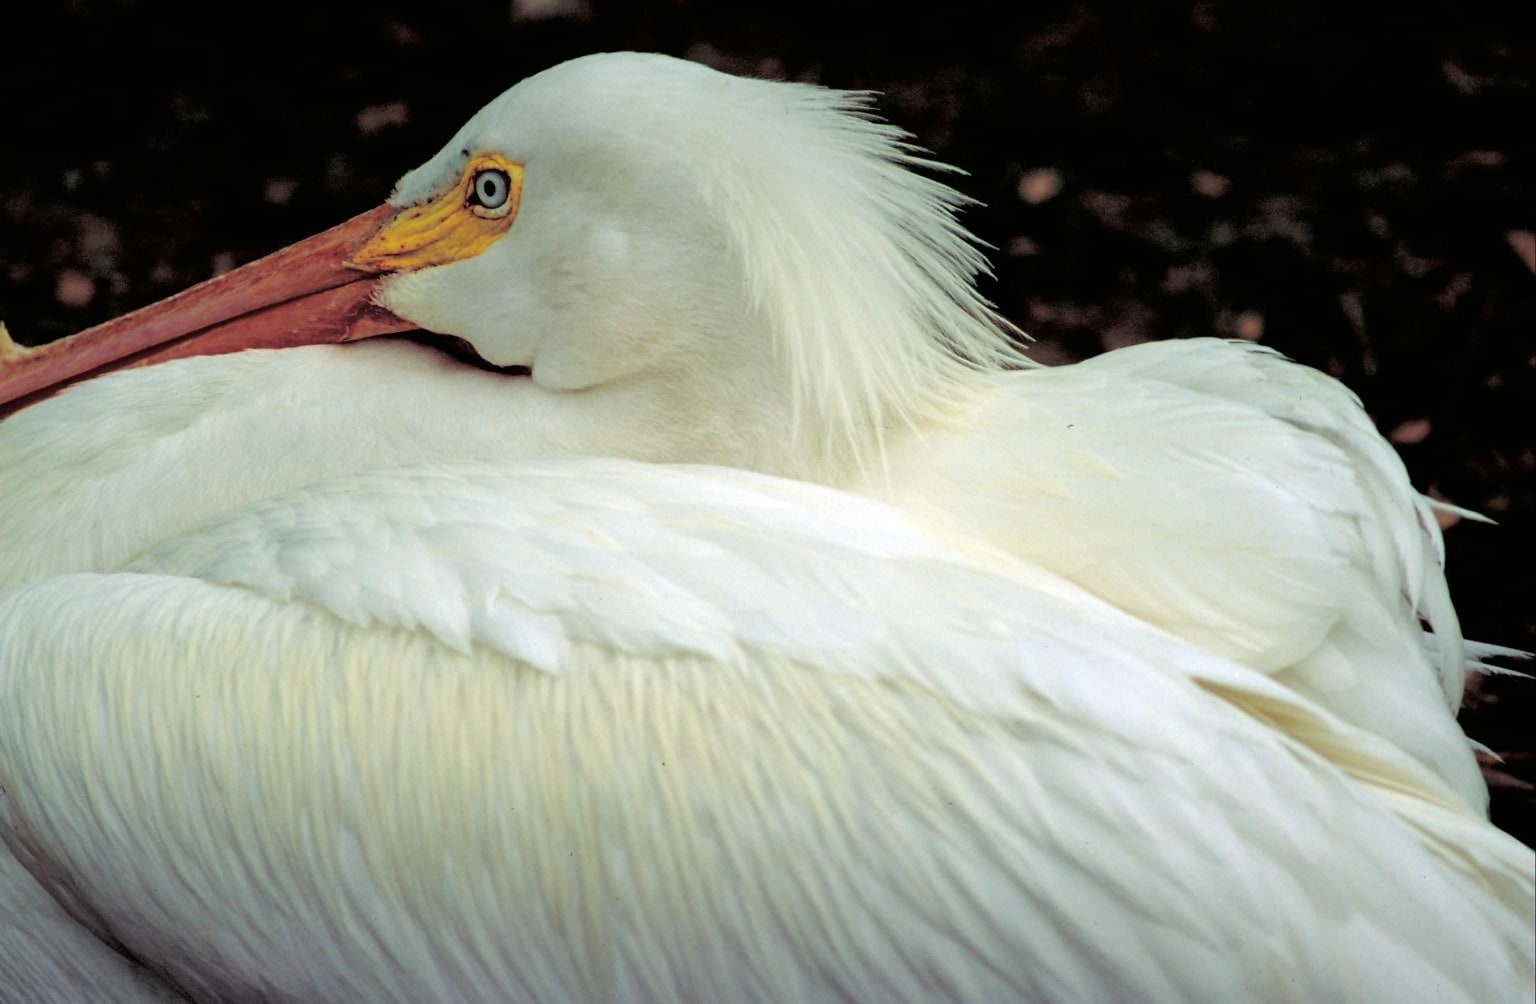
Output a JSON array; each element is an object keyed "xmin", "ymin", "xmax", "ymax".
[{"xmin": 1, "ymin": 2, "xmax": 1530, "ymax": 845}]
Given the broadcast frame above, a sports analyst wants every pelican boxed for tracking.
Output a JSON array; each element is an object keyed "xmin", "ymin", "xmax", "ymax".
[{"xmin": 1, "ymin": 52, "xmax": 1530, "ymax": 1001}]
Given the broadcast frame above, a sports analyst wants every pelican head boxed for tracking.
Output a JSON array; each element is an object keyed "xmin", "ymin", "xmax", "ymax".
[{"xmin": 2, "ymin": 53, "xmax": 1024, "ymax": 475}]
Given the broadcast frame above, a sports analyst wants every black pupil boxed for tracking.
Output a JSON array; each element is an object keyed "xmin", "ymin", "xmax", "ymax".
[{"xmin": 476, "ymin": 172, "xmax": 503, "ymax": 205}]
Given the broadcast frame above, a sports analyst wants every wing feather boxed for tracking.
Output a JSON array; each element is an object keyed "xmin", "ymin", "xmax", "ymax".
[
  {"xmin": 2, "ymin": 461, "xmax": 1528, "ymax": 1002},
  {"xmin": 881, "ymin": 339, "xmax": 1486, "ymax": 805}
]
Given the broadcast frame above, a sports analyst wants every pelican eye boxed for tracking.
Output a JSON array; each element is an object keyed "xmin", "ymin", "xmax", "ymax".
[{"xmin": 468, "ymin": 167, "xmax": 514, "ymax": 217}]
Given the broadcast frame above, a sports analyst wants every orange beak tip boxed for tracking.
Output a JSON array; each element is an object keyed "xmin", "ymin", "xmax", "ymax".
[{"xmin": 0, "ymin": 322, "xmax": 33, "ymax": 364}]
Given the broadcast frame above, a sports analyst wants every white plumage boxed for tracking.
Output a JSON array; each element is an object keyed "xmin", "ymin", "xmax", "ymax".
[
  {"xmin": 3, "ymin": 462, "xmax": 1530, "ymax": 1001},
  {"xmin": 0, "ymin": 52, "xmax": 1530, "ymax": 1002}
]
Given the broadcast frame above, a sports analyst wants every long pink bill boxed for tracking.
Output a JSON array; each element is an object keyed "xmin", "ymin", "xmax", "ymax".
[{"xmin": 0, "ymin": 205, "xmax": 414, "ymax": 419}]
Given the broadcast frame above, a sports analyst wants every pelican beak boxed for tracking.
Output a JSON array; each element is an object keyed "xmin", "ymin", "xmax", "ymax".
[{"xmin": 0, "ymin": 205, "xmax": 418, "ymax": 418}]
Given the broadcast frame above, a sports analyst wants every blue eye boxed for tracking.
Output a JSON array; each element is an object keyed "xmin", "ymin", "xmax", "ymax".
[{"xmin": 470, "ymin": 168, "xmax": 510, "ymax": 210}]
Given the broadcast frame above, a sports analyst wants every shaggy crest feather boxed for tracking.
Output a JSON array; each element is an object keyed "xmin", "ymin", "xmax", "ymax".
[{"xmin": 689, "ymin": 71, "xmax": 1033, "ymax": 471}]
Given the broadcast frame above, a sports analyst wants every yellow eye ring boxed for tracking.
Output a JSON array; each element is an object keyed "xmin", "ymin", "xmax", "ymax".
[
  {"xmin": 461, "ymin": 153, "xmax": 522, "ymax": 220},
  {"xmin": 348, "ymin": 153, "xmax": 524, "ymax": 272}
]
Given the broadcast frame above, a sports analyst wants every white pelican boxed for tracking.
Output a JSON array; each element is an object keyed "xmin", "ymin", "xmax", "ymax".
[{"xmin": 1, "ymin": 52, "xmax": 1530, "ymax": 1000}]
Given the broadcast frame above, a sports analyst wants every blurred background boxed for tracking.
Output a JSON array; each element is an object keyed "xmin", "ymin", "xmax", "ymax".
[{"xmin": 1, "ymin": 1, "xmax": 1530, "ymax": 844}]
